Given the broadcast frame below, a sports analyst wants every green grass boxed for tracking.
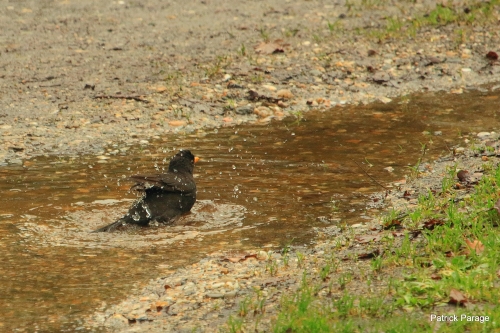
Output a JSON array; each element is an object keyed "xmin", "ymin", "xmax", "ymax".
[
  {"xmin": 368, "ymin": 0, "xmax": 499, "ymax": 41},
  {"xmin": 225, "ymin": 155, "xmax": 500, "ymax": 332}
]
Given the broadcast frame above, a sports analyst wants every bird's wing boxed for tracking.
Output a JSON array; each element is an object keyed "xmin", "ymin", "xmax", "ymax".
[{"xmin": 129, "ymin": 173, "xmax": 195, "ymax": 193}]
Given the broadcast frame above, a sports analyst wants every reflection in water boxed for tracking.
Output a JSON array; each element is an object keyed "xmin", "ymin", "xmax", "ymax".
[{"xmin": 0, "ymin": 88, "xmax": 499, "ymax": 331}]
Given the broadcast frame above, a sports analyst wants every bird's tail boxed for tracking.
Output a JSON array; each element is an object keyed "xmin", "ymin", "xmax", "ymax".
[{"xmin": 91, "ymin": 218, "xmax": 128, "ymax": 233}]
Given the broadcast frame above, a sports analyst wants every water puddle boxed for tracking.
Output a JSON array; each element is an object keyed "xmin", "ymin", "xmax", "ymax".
[
  {"xmin": 20, "ymin": 200, "xmax": 248, "ymax": 249},
  {"xmin": 1, "ymin": 87, "xmax": 499, "ymax": 331}
]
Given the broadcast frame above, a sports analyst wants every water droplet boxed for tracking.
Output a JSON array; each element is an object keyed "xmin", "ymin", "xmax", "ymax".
[
  {"xmin": 253, "ymin": 197, "xmax": 258, "ymax": 202},
  {"xmin": 232, "ymin": 165, "xmax": 236, "ymax": 170},
  {"xmin": 132, "ymin": 212, "xmax": 140, "ymax": 221},
  {"xmin": 142, "ymin": 203, "xmax": 152, "ymax": 218}
]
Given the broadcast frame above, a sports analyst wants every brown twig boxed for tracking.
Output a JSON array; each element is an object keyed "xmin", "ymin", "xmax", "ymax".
[{"xmin": 93, "ymin": 95, "xmax": 150, "ymax": 103}]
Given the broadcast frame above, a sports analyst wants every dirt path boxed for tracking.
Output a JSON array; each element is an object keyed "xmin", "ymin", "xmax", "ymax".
[{"xmin": 1, "ymin": 0, "xmax": 499, "ymax": 164}]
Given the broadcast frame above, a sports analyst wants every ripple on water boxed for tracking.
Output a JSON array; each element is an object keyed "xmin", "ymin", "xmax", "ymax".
[{"xmin": 19, "ymin": 200, "xmax": 248, "ymax": 249}]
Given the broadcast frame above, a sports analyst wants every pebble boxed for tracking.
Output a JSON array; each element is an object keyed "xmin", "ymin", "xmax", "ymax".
[
  {"xmin": 235, "ymin": 105, "xmax": 254, "ymax": 115},
  {"xmin": 277, "ymin": 89, "xmax": 294, "ymax": 100},
  {"xmin": 477, "ymin": 132, "xmax": 492, "ymax": 139},
  {"xmin": 253, "ymin": 106, "xmax": 273, "ymax": 118}
]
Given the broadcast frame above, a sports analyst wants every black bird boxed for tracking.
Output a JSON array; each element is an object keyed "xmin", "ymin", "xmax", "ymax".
[{"xmin": 92, "ymin": 150, "xmax": 198, "ymax": 232}]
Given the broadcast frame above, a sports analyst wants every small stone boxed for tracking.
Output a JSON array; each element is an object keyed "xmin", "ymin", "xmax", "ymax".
[
  {"xmin": 105, "ymin": 313, "xmax": 128, "ymax": 327},
  {"xmin": 254, "ymin": 106, "xmax": 273, "ymax": 118},
  {"xmin": 8, "ymin": 159, "xmax": 23, "ymax": 165},
  {"xmin": 277, "ymin": 89, "xmax": 294, "ymax": 100},
  {"xmin": 235, "ymin": 105, "xmax": 253, "ymax": 115},
  {"xmin": 168, "ymin": 120, "xmax": 187, "ymax": 127},
  {"xmin": 206, "ymin": 293, "xmax": 224, "ymax": 299},
  {"xmin": 257, "ymin": 250, "xmax": 269, "ymax": 260},
  {"xmin": 262, "ymin": 84, "xmax": 277, "ymax": 91},
  {"xmin": 310, "ymin": 69, "xmax": 322, "ymax": 76},
  {"xmin": 211, "ymin": 282, "xmax": 224, "ymax": 289},
  {"xmin": 477, "ymin": 132, "xmax": 491, "ymax": 139}
]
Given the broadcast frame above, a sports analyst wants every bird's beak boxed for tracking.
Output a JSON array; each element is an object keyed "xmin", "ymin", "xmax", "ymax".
[{"xmin": 194, "ymin": 156, "xmax": 200, "ymax": 164}]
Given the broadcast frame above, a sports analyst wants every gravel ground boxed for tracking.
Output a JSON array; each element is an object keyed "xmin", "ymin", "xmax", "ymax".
[{"xmin": 1, "ymin": 0, "xmax": 499, "ymax": 164}]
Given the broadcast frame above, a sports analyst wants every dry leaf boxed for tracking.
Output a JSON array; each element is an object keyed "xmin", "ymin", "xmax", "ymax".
[
  {"xmin": 423, "ymin": 218, "xmax": 445, "ymax": 230},
  {"xmin": 494, "ymin": 198, "xmax": 500, "ymax": 215},
  {"xmin": 358, "ymin": 249, "xmax": 380, "ymax": 259},
  {"xmin": 486, "ymin": 51, "xmax": 499, "ymax": 60},
  {"xmin": 464, "ymin": 238, "xmax": 485, "ymax": 255},
  {"xmin": 255, "ymin": 41, "xmax": 285, "ymax": 54},
  {"xmin": 449, "ymin": 288, "xmax": 467, "ymax": 306},
  {"xmin": 222, "ymin": 253, "xmax": 257, "ymax": 263},
  {"xmin": 457, "ymin": 170, "xmax": 469, "ymax": 182}
]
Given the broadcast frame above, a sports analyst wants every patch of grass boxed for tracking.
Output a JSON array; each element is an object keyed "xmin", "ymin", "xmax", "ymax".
[
  {"xmin": 259, "ymin": 27, "xmax": 271, "ymax": 42},
  {"xmin": 282, "ymin": 27, "xmax": 299, "ymax": 38},
  {"xmin": 203, "ymin": 55, "xmax": 232, "ymax": 79},
  {"xmin": 312, "ymin": 34, "xmax": 322, "ymax": 43},
  {"xmin": 327, "ymin": 20, "xmax": 343, "ymax": 34},
  {"xmin": 368, "ymin": 1, "xmax": 500, "ymax": 41},
  {"xmin": 227, "ymin": 149, "xmax": 500, "ymax": 332}
]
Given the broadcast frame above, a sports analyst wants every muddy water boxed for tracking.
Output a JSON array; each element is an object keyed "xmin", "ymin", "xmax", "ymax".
[{"xmin": 1, "ymin": 88, "xmax": 499, "ymax": 331}]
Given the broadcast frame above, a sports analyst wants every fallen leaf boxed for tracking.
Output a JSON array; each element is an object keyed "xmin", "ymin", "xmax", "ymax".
[
  {"xmin": 383, "ymin": 219, "xmax": 401, "ymax": 230},
  {"xmin": 255, "ymin": 41, "xmax": 285, "ymax": 54},
  {"xmin": 423, "ymin": 218, "xmax": 445, "ymax": 230},
  {"xmin": 444, "ymin": 251, "xmax": 455, "ymax": 257},
  {"xmin": 449, "ymin": 289, "xmax": 467, "ymax": 306},
  {"xmin": 464, "ymin": 238, "xmax": 485, "ymax": 255},
  {"xmin": 357, "ymin": 249, "xmax": 380, "ymax": 259},
  {"xmin": 494, "ymin": 199, "xmax": 500, "ymax": 215},
  {"xmin": 457, "ymin": 170, "xmax": 469, "ymax": 182},
  {"xmin": 222, "ymin": 253, "xmax": 257, "ymax": 263},
  {"xmin": 486, "ymin": 51, "xmax": 499, "ymax": 60}
]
